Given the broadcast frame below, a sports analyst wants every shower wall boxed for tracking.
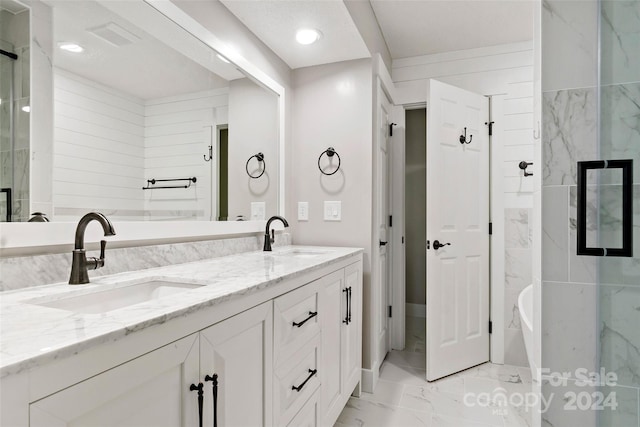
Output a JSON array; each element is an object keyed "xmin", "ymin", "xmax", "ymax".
[
  {"xmin": 541, "ymin": 0, "xmax": 640, "ymax": 426},
  {"xmin": 0, "ymin": 8, "xmax": 30, "ymax": 221}
]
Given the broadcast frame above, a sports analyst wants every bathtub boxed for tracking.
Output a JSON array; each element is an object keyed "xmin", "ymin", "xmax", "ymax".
[{"xmin": 518, "ymin": 284, "xmax": 536, "ymax": 379}]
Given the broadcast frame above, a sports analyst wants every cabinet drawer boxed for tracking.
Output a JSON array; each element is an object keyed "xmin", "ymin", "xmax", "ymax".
[
  {"xmin": 287, "ymin": 388, "xmax": 319, "ymax": 427},
  {"xmin": 274, "ymin": 335, "xmax": 320, "ymax": 426},
  {"xmin": 273, "ymin": 280, "xmax": 321, "ymax": 363}
]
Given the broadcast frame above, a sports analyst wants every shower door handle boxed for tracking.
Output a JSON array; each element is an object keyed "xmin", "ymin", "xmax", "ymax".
[{"xmin": 577, "ymin": 159, "xmax": 633, "ymax": 257}]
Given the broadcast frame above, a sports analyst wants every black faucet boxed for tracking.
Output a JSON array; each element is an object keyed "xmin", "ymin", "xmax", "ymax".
[
  {"xmin": 263, "ymin": 215, "xmax": 289, "ymax": 251},
  {"xmin": 69, "ymin": 212, "xmax": 116, "ymax": 285}
]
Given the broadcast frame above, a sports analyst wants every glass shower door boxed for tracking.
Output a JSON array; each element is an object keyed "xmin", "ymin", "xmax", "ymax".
[
  {"xmin": 0, "ymin": 43, "xmax": 15, "ymax": 222},
  {"xmin": 597, "ymin": 0, "xmax": 640, "ymax": 425}
]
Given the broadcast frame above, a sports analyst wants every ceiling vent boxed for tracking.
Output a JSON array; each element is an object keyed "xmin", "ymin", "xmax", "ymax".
[{"xmin": 88, "ymin": 22, "xmax": 141, "ymax": 47}]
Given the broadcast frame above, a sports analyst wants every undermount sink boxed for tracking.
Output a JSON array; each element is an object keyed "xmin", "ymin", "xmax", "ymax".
[{"xmin": 30, "ymin": 280, "xmax": 204, "ymax": 315}]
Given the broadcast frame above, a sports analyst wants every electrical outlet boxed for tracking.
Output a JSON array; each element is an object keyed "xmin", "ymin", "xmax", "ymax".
[
  {"xmin": 250, "ymin": 202, "xmax": 265, "ymax": 220},
  {"xmin": 324, "ymin": 201, "xmax": 341, "ymax": 221},
  {"xmin": 298, "ymin": 202, "xmax": 309, "ymax": 221}
]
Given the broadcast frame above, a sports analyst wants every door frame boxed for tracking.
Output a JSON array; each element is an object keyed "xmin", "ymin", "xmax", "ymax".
[{"xmin": 389, "ymin": 96, "xmax": 505, "ymax": 364}]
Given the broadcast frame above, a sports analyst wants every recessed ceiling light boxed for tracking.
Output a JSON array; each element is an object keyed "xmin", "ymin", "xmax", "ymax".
[
  {"xmin": 58, "ymin": 43, "xmax": 84, "ymax": 53},
  {"xmin": 22, "ymin": 106, "xmax": 30, "ymax": 113},
  {"xmin": 296, "ymin": 28, "xmax": 322, "ymax": 45},
  {"xmin": 216, "ymin": 53, "xmax": 230, "ymax": 64}
]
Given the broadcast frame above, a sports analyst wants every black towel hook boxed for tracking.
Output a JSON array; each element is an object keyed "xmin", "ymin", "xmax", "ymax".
[
  {"xmin": 519, "ymin": 161, "xmax": 533, "ymax": 177},
  {"xmin": 318, "ymin": 147, "xmax": 341, "ymax": 176},
  {"xmin": 204, "ymin": 145, "xmax": 212, "ymax": 162},
  {"xmin": 459, "ymin": 127, "xmax": 472, "ymax": 144},
  {"xmin": 246, "ymin": 152, "xmax": 266, "ymax": 179}
]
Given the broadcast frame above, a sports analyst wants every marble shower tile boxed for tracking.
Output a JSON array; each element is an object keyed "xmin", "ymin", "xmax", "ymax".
[
  {"xmin": 506, "ymin": 248, "xmax": 532, "ymax": 290},
  {"xmin": 505, "ymin": 208, "xmax": 530, "ymax": 249},
  {"xmin": 542, "ymin": 88, "xmax": 597, "ymax": 186},
  {"xmin": 505, "ymin": 288, "xmax": 522, "ymax": 330},
  {"xmin": 599, "ymin": 185, "xmax": 640, "ymax": 286},
  {"xmin": 541, "ymin": 378, "xmax": 596, "ymax": 427},
  {"xmin": 541, "ymin": 0, "xmax": 598, "ymax": 92},
  {"xmin": 542, "ymin": 186, "xmax": 568, "ymax": 282},
  {"xmin": 568, "ymin": 186, "xmax": 597, "ymax": 284},
  {"xmin": 600, "ymin": 82, "xmax": 640, "ymax": 184},
  {"xmin": 598, "ymin": 384, "xmax": 640, "ymax": 427},
  {"xmin": 600, "ymin": 1, "xmax": 640, "ymax": 86},
  {"xmin": 504, "ymin": 328, "xmax": 529, "ymax": 368},
  {"xmin": 599, "ymin": 284, "xmax": 640, "ymax": 388},
  {"xmin": 542, "ymin": 282, "xmax": 597, "ymax": 376}
]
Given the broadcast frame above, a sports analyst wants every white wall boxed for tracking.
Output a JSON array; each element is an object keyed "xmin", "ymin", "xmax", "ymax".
[
  {"xmin": 227, "ymin": 78, "xmax": 279, "ymax": 220},
  {"xmin": 392, "ymin": 42, "xmax": 535, "ymax": 367},
  {"xmin": 291, "ymin": 58, "xmax": 373, "ymax": 365},
  {"xmin": 343, "ymin": 0, "xmax": 391, "ymax": 72},
  {"xmin": 52, "ymin": 69, "xmax": 145, "ymax": 221},
  {"xmin": 144, "ymin": 89, "xmax": 228, "ymax": 221}
]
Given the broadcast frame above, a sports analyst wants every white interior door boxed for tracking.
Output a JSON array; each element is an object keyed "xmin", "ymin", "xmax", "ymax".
[
  {"xmin": 376, "ymin": 82, "xmax": 392, "ymax": 365},
  {"xmin": 426, "ymin": 79, "xmax": 489, "ymax": 381}
]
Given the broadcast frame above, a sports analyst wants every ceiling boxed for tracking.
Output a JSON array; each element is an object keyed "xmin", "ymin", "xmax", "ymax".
[
  {"xmin": 219, "ymin": 0, "xmax": 370, "ymax": 69},
  {"xmin": 370, "ymin": 0, "xmax": 534, "ymax": 59},
  {"xmin": 220, "ymin": 0, "xmax": 533, "ymax": 69},
  {"xmin": 48, "ymin": 1, "xmax": 236, "ymax": 100}
]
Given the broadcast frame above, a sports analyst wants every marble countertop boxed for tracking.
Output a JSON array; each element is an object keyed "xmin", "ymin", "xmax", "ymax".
[{"xmin": 0, "ymin": 245, "xmax": 362, "ymax": 377}]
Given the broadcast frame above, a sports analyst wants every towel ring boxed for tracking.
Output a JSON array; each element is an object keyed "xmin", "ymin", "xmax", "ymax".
[
  {"xmin": 246, "ymin": 152, "xmax": 266, "ymax": 179},
  {"xmin": 318, "ymin": 147, "xmax": 341, "ymax": 176}
]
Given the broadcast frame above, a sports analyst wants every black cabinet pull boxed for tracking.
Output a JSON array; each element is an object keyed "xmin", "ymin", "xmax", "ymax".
[
  {"xmin": 379, "ymin": 240, "xmax": 388, "ymax": 247},
  {"xmin": 577, "ymin": 160, "xmax": 633, "ymax": 257},
  {"xmin": 291, "ymin": 369, "xmax": 317, "ymax": 392},
  {"xmin": 348, "ymin": 287, "xmax": 352, "ymax": 324},
  {"xmin": 292, "ymin": 311, "xmax": 317, "ymax": 328},
  {"xmin": 205, "ymin": 374, "xmax": 218, "ymax": 427},
  {"xmin": 190, "ymin": 383, "xmax": 204, "ymax": 427},
  {"xmin": 342, "ymin": 288, "xmax": 350, "ymax": 324}
]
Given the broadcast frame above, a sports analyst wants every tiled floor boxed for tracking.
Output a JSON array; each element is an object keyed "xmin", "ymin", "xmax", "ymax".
[{"xmin": 335, "ymin": 316, "xmax": 535, "ymax": 427}]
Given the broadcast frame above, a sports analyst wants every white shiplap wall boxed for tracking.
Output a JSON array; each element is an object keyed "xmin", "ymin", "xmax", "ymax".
[
  {"xmin": 144, "ymin": 89, "xmax": 228, "ymax": 221},
  {"xmin": 53, "ymin": 69, "xmax": 146, "ymax": 221},
  {"xmin": 393, "ymin": 41, "xmax": 535, "ymax": 209},
  {"xmin": 53, "ymin": 69, "xmax": 230, "ymax": 221}
]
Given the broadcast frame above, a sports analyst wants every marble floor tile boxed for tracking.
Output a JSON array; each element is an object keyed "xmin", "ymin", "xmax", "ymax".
[
  {"xmin": 335, "ymin": 316, "xmax": 536, "ymax": 426},
  {"xmin": 335, "ymin": 398, "xmax": 431, "ymax": 427}
]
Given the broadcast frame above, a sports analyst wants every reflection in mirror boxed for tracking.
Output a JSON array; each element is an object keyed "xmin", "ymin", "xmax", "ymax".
[
  {"xmin": 3, "ymin": 0, "xmax": 279, "ymax": 222},
  {"xmin": 0, "ymin": 0, "xmax": 30, "ymax": 222}
]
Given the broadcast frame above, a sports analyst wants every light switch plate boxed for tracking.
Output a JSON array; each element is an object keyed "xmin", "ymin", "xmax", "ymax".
[
  {"xmin": 298, "ymin": 202, "xmax": 309, "ymax": 221},
  {"xmin": 250, "ymin": 202, "xmax": 266, "ymax": 220},
  {"xmin": 324, "ymin": 201, "xmax": 341, "ymax": 221}
]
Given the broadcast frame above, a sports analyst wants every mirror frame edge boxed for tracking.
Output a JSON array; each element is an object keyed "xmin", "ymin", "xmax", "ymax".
[{"xmin": 0, "ymin": 0, "xmax": 287, "ymax": 254}]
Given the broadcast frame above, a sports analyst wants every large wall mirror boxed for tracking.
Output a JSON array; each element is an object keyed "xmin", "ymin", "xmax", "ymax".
[{"xmin": 0, "ymin": 0, "xmax": 282, "ymax": 225}]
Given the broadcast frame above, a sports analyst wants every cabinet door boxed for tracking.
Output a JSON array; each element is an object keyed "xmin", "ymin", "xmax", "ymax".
[
  {"xmin": 30, "ymin": 334, "xmax": 200, "ymax": 427},
  {"xmin": 199, "ymin": 301, "xmax": 273, "ymax": 427},
  {"xmin": 343, "ymin": 261, "xmax": 363, "ymax": 394},
  {"xmin": 318, "ymin": 269, "xmax": 346, "ymax": 423}
]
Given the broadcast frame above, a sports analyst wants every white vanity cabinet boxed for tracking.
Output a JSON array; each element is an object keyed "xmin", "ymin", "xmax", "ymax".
[
  {"xmin": 30, "ymin": 333, "xmax": 201, "ymax": 427},
  {"xmin": 29, "ymin": 302, "xmax": 273, "ymax": 427},
  {"xmin": 3, "ymin": 250, "xmax": 363, "ymax": 427},
  {"xmin": 319, "ymin": 262, "xmax": 362, "ymax": 426}
]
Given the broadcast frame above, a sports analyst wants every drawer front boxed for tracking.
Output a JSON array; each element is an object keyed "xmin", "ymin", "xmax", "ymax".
[
  {"xmin": 287, "ymin": 389, "xmax": 319, "ymax": 427},
  {"xmin": 274, "ymin": 335, "xmax": 320, "ymax": 426},
  {"xmin": 273, "ymin": 280, "xmax": 321, "ymax": 363}
]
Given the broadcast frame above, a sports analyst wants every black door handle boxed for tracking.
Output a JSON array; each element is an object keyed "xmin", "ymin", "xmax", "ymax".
[
  {"xmin": 190, "ymin": 383, "xmax": 204, "ymax": 427},
  {"xmin": 205, "ymin": 374, "xmax": 218, "ymax": 427},
  {"xmin": 379, "ymin": 240, "xmax": 388, "ymax": 246},
  {"xmin": 433, "ymin": 240, "xmax": 451, "ymax": 250}
]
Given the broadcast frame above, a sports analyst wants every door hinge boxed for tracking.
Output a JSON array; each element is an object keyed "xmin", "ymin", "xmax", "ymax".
[
  {"xmin": 485, "ymin": 121, "xmax": 495, "ymax": 136},
  {"xmin": 402, "ymin": 236, "xmax": 405, "ymax": 244},
  {"xmin": 388, "ymin": 306, "xmax": 392, "ymax": 318},
  {"xmin": 426, "ymin": 240, "xmax": 430, "ymax": 249},
  {"xmin": 489, "ymin": 222, "xmax": 493, "ymax": 235},
  {"xmin": 489, "ymin": 320, "xmax": 493, "ymax": 334},
  {"xmin": 389, "ymin": 215, "xmax": 393, "ymax": 227}
]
